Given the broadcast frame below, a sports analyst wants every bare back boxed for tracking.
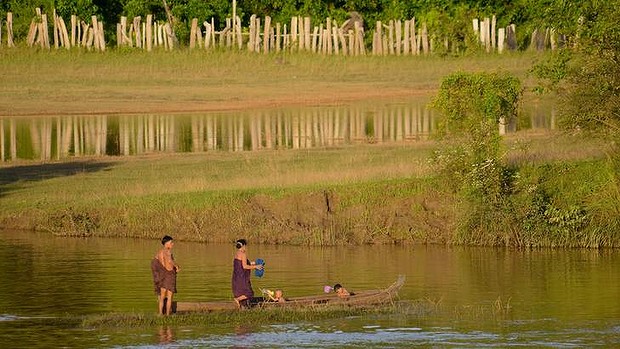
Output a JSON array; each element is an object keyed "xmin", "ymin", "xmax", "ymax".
[{"xmin": 157, "ymin": 249, "xmax": 176, "ymax": 271}]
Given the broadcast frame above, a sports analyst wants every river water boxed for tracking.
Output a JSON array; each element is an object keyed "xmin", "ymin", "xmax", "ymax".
[{"xmin": 0, "ymin": 230, "xmax": 618, "ymax": 348}]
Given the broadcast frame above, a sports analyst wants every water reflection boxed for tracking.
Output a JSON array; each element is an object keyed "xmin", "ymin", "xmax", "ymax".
[{"xmin": 0, "ymin": 101, "xmax": 555, "ymax": 162}]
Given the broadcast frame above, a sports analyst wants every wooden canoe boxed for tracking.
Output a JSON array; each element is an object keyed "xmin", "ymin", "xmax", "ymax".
[{"xmin": 174, "ymin": 275, "xmax": 405, "ymax": 313}]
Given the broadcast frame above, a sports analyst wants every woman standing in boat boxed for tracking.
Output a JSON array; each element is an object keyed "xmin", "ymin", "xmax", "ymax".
[{"xmin": 232, "ymin": 239, "xmax": 263, "ymax": 308}]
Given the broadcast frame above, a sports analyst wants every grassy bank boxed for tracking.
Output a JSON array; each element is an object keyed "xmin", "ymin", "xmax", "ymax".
[
  {"xmin": 0, "ymin": 48, "xmax": 539, "ymax": 116},
  {"xmin": 1, "ymin": 131, "xmax": 617, "ymax": 247},
  {"xmin": 2, "ymin": 49, "xmax": 619, "ymax": 247}
]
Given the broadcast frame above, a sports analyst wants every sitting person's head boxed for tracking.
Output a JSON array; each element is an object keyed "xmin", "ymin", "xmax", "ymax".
[
  {"xmin": 333, "ymin": 283, "xmax": 350, "ymax": 297},
  {"xmin": 274, "ymin": 289, "xmax": 284, "ymax": 300}
]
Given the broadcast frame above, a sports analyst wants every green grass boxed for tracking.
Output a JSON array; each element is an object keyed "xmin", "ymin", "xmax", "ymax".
[
  {"xmin": 81, "ymin": 304, "xmax": 401, "ymax": 328},
  {"xmin": 0, "ymin": 48, "xmax": 542, "ymax": 116}
]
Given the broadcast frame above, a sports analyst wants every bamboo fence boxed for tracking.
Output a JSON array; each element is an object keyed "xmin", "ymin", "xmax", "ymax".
[{"xmin": 2, "ymin": 9, "xmax": 567, "ymax": 54}]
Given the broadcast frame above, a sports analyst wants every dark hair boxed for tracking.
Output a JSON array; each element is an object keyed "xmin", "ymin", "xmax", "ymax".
[
  {"xmin": 161, "ymin": 235, "xmax": 173, "ymax": 245},
  {"xmin": 333, "ymin": 284, "xmax": 342, "ymax": 291},
  {"xmin": 235, "ymin": 239, "xmax": 247, "ymax": 249}
]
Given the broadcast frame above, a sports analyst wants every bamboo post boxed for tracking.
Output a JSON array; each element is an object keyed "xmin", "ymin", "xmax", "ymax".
[
  {"xmin": 225, "ymin": 17, "xmax": 232, "ymax": 47},
  {"xmin": 338, "ymin": 27, "xmax": 348, "ymax": 55},
  {"xmin": 116, "ymin": 22, "xmax": 122, "ymax": 47},
  {"xmin": 348, "ymin": 30, "xmax": 354, "ymax": 56},
  {"xmin": 165, "ymin": 23, "xmax": 174, "ymax": 50},
  {"xmin": 235, "ymin": 16, "xmax": 242, "ymax": 48},
  {"xmin": 263, "ymin": 16, "xmax": 271, "ymax": 54},
  {"xmin": 374, "ymin": 21, "xmax": 382, "ymax": 55},
  {"xmin": 59, "ymin": 16, "xmax": 70, "ymax": 49},
  {"xmin": 71, "ymin": 15, "xmax": 77, "ymax": 47},
  {"xmin": 232, "ymin": 0, "xmax": 237, "ymax": 45},
  {"xmin": 210, "ymin": 18, "xmax": 215, "ymax": 49},
  {"xmin": 410, "ymin": 18, "xmax": 417, "ymax": 55},
  {"xmin": 388, "ymin": 20, "xmax": 395, "ymax": 55},
  {"xmin": 311, "ymin": 26, "xmax": 318, "ymax": 52},
  {"xmin": 473, "ymin": 18, "xmax": 479, "ymax": 43},
  {"xmin": 133, "ymin": 16, "xmax": 141, "ymax": 48},
  {"xmin": 332, "ymin": 21, "xmax": 339, "ymax": 55},
  {"xmin": 81, "ymin": 21, "xmax": 89, "ymax": 47},
  {"xmin": 484, "ymin": 17, "xmax": 491, "ymax": 52},
  {"xmin": 7, "ymin": 12, "xmax": 14, "ymax": 47},
  {"xmin": 326, "ymin": 18, "xmax": 333, "ymax": 55},
  {"xmin": 91, "ymin": 16, "xmax": 100, "ymax": 51},
  {"xmin": 248, "ymin": 14, "xmax": 256, "ymax": 52},
  {"xmin": 253, "ymin": 17, "xmax": 261, "ymax": 52},
  {"xmin": 395, "ymin": 20, "xmax": 402, "ymax": 55},
  {"xmin": 53, "ymin": 9, "xmax": 59, "ymax": 48},
  {"xmin": 298, "ymin": 16, "xmax": 305, "ymax": 51},
  {"xmin": 491, "ymin": 15, "xmax": 496, "ymax": 51},
  {"xmin": 290, "ymin": 16, "xmax": 298, "ymax": 51},
  {"xmin": 318, "ymin": 25, "xmax": 324, "ymax": 54},
  {"xmin": 146, "ymin": 14, "xmax": 153, "ymax": 51},
  {"xmin": 276, "ymin": 22, "xmax": 281, "ymax": 52},
  {"xmin": 421, "ymin": 23, "xmax": 429, "ymax": 54},
  {"xmin": 304, "ymin": 17, "xmax": 311, "ymax": 51},
  {"xmin": 190, "ymin": 18, "xmax": 198, "ymax": 49},
  {"xmin": 42, "ymin": 13, "xmax": 50, "ymax": 49},
  {"xmin": 354, "ymin": 21, "xmax": 364, "ymax": 55},
  {"xmin": 98, "ymin": 20, "xmax": 106, "ymax": 51},
  {"xmin": 498, "ymin": 27, "xmax": 505, "ymax": 53},
  {"xmin": 403, "ymin": 20, "xmax": 410, "ymax": 55}
]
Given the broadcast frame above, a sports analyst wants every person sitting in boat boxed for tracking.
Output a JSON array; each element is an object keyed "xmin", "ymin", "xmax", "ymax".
[
  {"xmin": 333, "ymin": 283, "xmax": 352, "ymax": 298},
  {"xmin": 271, "ymin": 289, "xmax": 286, "ymax": 303},
  {"xmin": 232, "ymin": 239, "xmax": 263, "ymax": 308}
]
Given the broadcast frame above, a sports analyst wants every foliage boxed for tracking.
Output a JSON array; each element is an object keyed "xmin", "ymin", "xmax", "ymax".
[
  {"xmin": 0, "ymin": 0, "xmax": 598, "ymax": 50},
  {"xmin": 431, "ymin": 71, "xmax": 522, "ymax": 244}
]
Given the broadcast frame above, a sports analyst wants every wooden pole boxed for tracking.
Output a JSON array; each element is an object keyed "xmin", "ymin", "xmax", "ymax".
[
  {"xmin": 498, "ymin": 28, "xmax": 505, "ymax": 53},
  {"xmin": 388, "ymin": 20, "xmax": 394, "ymax": 55},
  {"xmin": 71, "ymin": 15, "xmax": 77, "ymax": 47},
  {"xmin": 146, "ymin": 14, "xmax": 153, "ymax": 51},
  {"xmin": 374, "ymin": 21, "xmax": 382, "ymax": 55},
  {"xmin": 395, "ymin": 20, "xmax": 402, "ymax": 55},
  {"xmin": 276, "ymin": 22, "xmax": 281, "ymax": 52},
  {"xmin": 304, "ymin": 17, "xmax": 311, "ymax": 51},
  {"xmin": 53, "ymin": 9, "xmax": 59, "ymax": 49},
  {"xmin": 403, "ymin": 20, "xmax": 410, "ymax": 55},
  {"xmin": 7, "ymin": 12, "xmax": 14, "ymax": 47},
  {"xmin": 202, "ymin": 21, "xmax": 211, "ymax": 50},
  {"xmin": 232, "ymin": 0, "xmax": 237, "ymax": 45},
  {"xmin": 59, "ymin": 16, "xmax": 70, "ymax": 49},
  {"xmin": 354, "ymin": 20, "xmax": 364, "ymax": 55},
  {"xmin": 190, "ymin": 18, "xmax": 198, "ymax": 49},
  {"xmin": 263, "ymin": 16, "xmax": 271, "ymax": 53},
  {"xmin": 290, "ymin": 16, "xmax": 298, "ymax": 51},
  {"xmin": 491, "ymin": 15, "xmax": 496, "ymax": 51},
  {"xmin": 421, "ymin": 23, "xmax": 429, "ymax": 54},
  {"xmin": 298, "ymin": 16, "xmax": 305, "ymax": 51},
  {"xmin": 248, "ymin": 14, "xmax": 256, "ymax": 52},
  {"xmin": 332, "ymin": 21, "xmax": 339, "ymax": 55},
  {"xmin": 235, "ymin": 16, "xmax": 242, "ymax": 48}
]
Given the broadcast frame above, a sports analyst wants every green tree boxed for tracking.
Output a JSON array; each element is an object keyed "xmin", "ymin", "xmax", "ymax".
[{"xmin": 432, "ymin": 72, "xmax": 522, "ymax": 245}]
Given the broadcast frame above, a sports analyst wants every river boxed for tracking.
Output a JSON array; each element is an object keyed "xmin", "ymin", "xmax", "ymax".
[{"xmin": 0, "ymin": 230, "xmax": 618, "ymax": 348}]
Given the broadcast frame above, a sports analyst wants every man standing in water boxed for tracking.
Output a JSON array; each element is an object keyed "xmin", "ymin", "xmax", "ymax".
[{"xmin": 151, "ymin": 235, "xmax": 180, "ymax": 315}]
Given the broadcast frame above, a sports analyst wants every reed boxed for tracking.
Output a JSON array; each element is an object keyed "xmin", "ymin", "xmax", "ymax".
[{"xmin": 80, "ymin": 304, "xmax": 399, "ymax": 328}]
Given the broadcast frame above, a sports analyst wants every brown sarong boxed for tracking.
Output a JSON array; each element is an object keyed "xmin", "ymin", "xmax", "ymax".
[{"xmin": 151, "ymin": 258, "xmax": 177, "ymax": 294}]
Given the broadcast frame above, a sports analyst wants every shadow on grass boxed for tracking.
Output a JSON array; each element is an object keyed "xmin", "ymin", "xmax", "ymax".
[{"xmin": 0, "ymin": 161, "xmax": 115, "ymax": 197}]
